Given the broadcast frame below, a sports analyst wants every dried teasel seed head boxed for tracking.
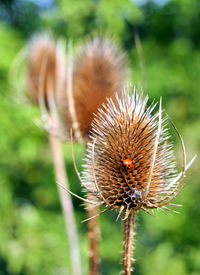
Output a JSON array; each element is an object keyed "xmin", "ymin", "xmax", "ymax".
[
  {"xmin": 63, "ymin": 36, "xmax": 127, "ymax": 140},
  {"xmin": 27, "ymin": 35, "xmax": 66, "ymax": 104},
  {"xmin": 82, "ymin": 88, "xmax": 189, "ymax": 217}
]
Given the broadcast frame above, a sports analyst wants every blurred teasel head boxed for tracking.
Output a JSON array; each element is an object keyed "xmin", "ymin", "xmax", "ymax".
[
  {"xmin": 27, "ymin": 34, "xmax": 66, "ymax": 105},
  {"xmin": 82, "ymin": 87, "xmax": 190, "ymax": 219},
  {"xmin": 63, "ymin": 36, "xmax": 127, "ymax": 140}
]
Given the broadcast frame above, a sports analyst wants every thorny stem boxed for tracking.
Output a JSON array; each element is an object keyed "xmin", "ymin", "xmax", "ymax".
[
  {"xmin": 48, "ymin": 133, "xmax": 82, "ymax": 275},
  {"xmin": 87, "ymin": 201, "xmax": 100, "ymax": 275},
  {"xmin": 123, "ymin": 210, "xmax": 137, "ymax": 275}
]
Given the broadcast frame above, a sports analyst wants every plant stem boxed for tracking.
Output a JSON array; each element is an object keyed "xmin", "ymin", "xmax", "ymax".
[
  {"xmin": 48, "ymin": 134, "xmax": 81, "ymax": 275},
  {"xmin": 87, "ymin": 201, "xmax": 99, "ymax": 275},
  {"xmin": 122, "ymin": 210, "xmax": 137, "ymax": 275}
]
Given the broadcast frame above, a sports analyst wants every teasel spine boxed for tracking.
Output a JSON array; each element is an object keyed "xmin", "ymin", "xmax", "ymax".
[{"xmin": 27, "ymin": 35, "xmax": 82, "ymax": 275}]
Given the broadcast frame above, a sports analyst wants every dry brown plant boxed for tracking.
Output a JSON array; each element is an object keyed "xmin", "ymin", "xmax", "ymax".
[
  {"xmin": 62, "ymin": 36, "xmax": 127, "ymax": 140},
  {"xmin": 27, "ymin": 34, "xmax": 81, "ymax": 275},
  {"xmin": 67, "ymin": 88, "xmax": 195, "ymax": 275}
]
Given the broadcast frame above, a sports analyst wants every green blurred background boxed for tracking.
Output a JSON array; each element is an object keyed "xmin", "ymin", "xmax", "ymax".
[{"xmin": 0, "ymin": 0, "xmax": 200, "ymax": 274}]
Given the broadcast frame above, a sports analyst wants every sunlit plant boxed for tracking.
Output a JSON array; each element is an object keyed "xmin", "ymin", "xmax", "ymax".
[{"xmin": 69, "ymin": 87, "xmax": 195, "ymax": 274}]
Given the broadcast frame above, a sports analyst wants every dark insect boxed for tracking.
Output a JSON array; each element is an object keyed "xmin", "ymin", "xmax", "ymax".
[{"xmin": 129, "ymin": 189, "xmax": 142, "ymax": 207}]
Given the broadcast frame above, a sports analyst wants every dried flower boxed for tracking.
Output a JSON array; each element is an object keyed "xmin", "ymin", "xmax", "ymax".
[
  {"xmin": 82, "ymin": 88, "xmax": 190, "ymax": 218},
  {"xmin": 66, "ymin": 87, "xmax": 195, "ymax": 274},
  {"xmin": 27, "ymin": 35, "xmax": 66, "ymax": 105},
  {"xmin": 63, "ymin": 36, "xmax": 127, "ymax": 140}
]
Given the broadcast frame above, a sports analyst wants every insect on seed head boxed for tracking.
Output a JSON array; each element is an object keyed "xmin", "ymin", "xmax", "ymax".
[
  {"xmin": 82, "ymin": 88, "xmax": 189, "ymax": 219},
  {"xmin": 123, "ymin": 159, "xmax": 134, "ymax": 169}
]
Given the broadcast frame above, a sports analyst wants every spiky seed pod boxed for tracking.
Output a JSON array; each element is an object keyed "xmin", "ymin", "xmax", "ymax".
[
  {"xmin": 82, "ymin": 88, "xmax": 189, "ymax": 217},
  {"xmin": 77, "ymin": 88, "xmax": 191, "ymax": 274},
  {"xmin": 27, "ymin": 35, "xmax": 65, "ymax": 104},
  {"xmin": 63, "ymin": 36, "xmax": 127, "ymax": 139}
]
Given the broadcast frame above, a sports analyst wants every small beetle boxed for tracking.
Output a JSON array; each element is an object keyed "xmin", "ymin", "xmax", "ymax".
[
  {"xmin": 129, "ymin": 189, "xmax": 142, "ymax": 208},
  {"xmin": 123, "ymin": 159, "xmax": 134, "ymax": 169}
]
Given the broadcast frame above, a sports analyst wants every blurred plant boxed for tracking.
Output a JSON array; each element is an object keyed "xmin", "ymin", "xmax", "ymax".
[
  {"xmin": 26, "ymin": 34, "xmax": 82, "ymax": 275},
  {"xmin": 71, "ymin": 88, "xmax": 196, "ymax": 274},
  {"xmin": 62, "ymin": 36, "xmax": 127, "ymax": 140}
]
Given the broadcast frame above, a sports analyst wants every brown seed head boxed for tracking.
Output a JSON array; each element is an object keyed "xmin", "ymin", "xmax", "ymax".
[
  {"xmin": 63, "ymin": 36, "xmax": 127, "ymax": 139},
  {"xmin": 82, "ymin": 88, "xmax": 187, "ymax": 217},
  {"xmin": 27, "ymin": 35, "xmax": 64, "ymax": 104}
]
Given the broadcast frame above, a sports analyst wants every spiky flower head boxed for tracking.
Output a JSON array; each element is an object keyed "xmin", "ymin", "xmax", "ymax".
[
  {"xmin": 83, "ymin": 88, "xmax": 187, "ymax": 218},
  {"xmin": 63, "ymin": 36, "xmax": 127, "ymax": 139}
]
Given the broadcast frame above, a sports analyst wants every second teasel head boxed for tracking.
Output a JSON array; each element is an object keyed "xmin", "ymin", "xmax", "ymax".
[
  {"xmin": 63, "ymin": 36, "xmax": 127, "ymax": 140},
  {"xmin": 82, "ymin": 88, "xmax": 190, "ymax": 218}
]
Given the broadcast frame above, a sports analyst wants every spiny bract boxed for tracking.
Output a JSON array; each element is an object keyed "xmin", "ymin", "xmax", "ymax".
[{"xmin": 82, "ymin": 89, "xmax": 186, "ymax": 218}]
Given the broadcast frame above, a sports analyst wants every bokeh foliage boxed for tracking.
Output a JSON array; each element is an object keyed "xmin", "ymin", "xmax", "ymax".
[{"xmin": 0, "ymin": 0, "xmax": 200, "ymax": 274}]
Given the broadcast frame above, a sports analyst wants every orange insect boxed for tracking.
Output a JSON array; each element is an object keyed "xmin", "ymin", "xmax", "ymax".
[{"xmin": 123, "ymin": 159, "xmax": 134, "ymax": 169}]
